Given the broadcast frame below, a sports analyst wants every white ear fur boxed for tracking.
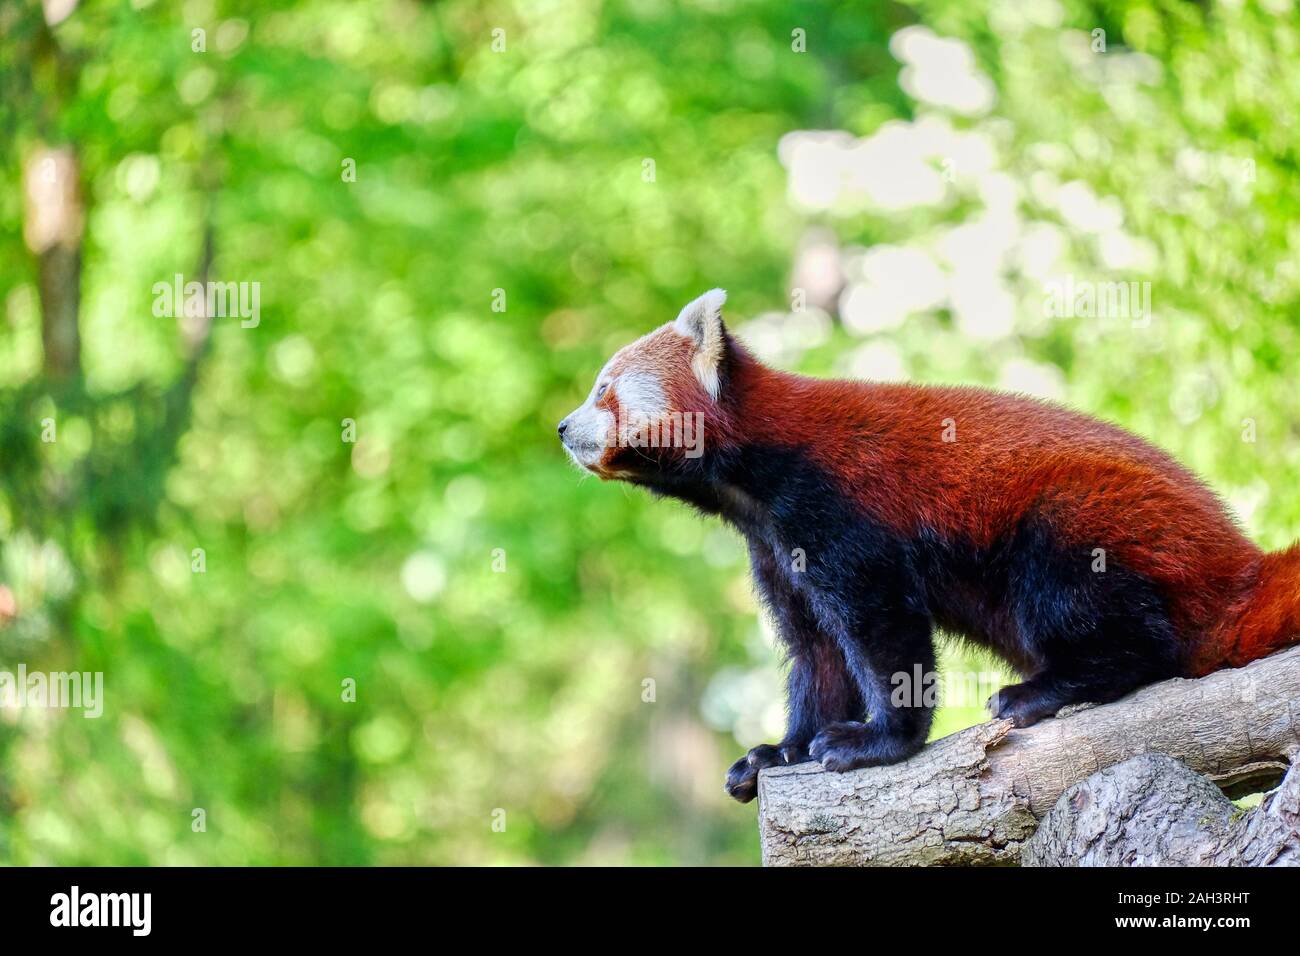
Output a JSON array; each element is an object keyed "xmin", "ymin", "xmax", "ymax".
[{"xmin": 673, "ymin": 288, "xmax": 727, "ymax": 400}]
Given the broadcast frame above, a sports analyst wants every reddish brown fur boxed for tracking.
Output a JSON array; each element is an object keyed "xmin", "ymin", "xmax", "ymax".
[{"xmin": 646, "ymin": 341, "xmax": 1295, "ymax": 676}]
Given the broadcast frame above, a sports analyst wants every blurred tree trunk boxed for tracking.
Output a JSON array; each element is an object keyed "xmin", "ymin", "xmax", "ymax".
[
  {"xmin": 13, "ymin": 0, "xmax": 86, "ymax": 381},
  {"xmin": 23, "ymin": 145, "xmax": 83, "ymax": 380}
]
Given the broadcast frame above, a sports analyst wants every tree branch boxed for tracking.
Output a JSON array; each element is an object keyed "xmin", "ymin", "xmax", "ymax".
[
  {"xmin": 756, "ymin": 645, "xmax": 1300, "ymax": 866},
  {"xmin": 1023, "ymin": 752, "xmax": 1300, "ymax": 866}
]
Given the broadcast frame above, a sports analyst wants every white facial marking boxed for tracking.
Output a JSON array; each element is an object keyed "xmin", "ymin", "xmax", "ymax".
[
  {"xmin": 562, "ymin": 293, "xmax": 723, "ymax": 475},
  {"xmin": 613, "ymin": 369, "xmax": 667, "ymax": 451},
  {"xmin": 615, "ymin": 370, "xmax": 666, "ymax": 419}
]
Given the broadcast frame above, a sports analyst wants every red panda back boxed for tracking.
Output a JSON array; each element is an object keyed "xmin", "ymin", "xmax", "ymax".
[
  {"xmin": 735, "ymin": 368, "xmax": 1274, "ymax": 671},
  {"xmin": 721, "ymin": 345, "xmax": 1291, "ymax": 678}
]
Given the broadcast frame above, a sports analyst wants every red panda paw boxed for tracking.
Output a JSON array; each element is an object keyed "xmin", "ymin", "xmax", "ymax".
[
  {"xmin": 987, "ymin": 681, "xmax": 1066, "ymax": 728},
  {"xmin": 808, "ymin": 721, "xmax": 876, "ymax": 773},
  {"xmin": 808, "ymin": 721, "xmax": 924, "ymax": 773},
  {"xmin": 724, "ymin": 743, "xmax": 800, "ymax": 803}
]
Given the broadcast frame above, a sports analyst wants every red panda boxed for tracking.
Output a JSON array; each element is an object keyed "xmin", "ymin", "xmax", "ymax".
[{"xmin": 559, "ymin": 290, "xmax": 1300, "ymax": 803}]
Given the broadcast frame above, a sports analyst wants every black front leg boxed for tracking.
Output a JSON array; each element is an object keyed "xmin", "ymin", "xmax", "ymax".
[
  {"xmin": 807, "ymin": 609, "xmax": 936, "ymax": 773},
  {"xmin": 724, "ymin": 642, "xmax": 864, "ymax": 801},
  {"xmin": 725, "ymin": 544, "xmax": 863, "ymax": 803}
]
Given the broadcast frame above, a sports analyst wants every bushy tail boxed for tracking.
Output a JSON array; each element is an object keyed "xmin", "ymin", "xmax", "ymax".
[{"xmin": 1219, "ymin": 542, "xmax": 1300, "ymax": 669}]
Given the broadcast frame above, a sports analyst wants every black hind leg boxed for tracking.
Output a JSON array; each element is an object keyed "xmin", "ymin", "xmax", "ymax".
[
  {"xmin": 989, "ymin": 667, "xmax": 1133, "ymax": 727},
  {"xmin": 988, "ymin": 676, "xmax": 1071, "ymax": 727},
  {"xmin": 998, "ymin": 519, "xmax": 1185, "ymax": 728},
  {"xmin": 991, "ymin": 608, "xmax": 1184, "ymax": 728},
  {"xmin": 989, "ymin": 645, "xmax": 1180, "ymax": 727}
]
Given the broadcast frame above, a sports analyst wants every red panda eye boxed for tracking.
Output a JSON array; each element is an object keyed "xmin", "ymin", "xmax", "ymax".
[{"xmin": 596, "ymin": 383, "xmax": 609, "ymax": 400}]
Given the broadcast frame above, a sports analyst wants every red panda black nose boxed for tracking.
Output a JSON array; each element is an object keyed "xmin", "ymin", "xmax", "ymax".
[{"xmin": 557, "ymin": 419, "xmax": 569, "ymax": 438}]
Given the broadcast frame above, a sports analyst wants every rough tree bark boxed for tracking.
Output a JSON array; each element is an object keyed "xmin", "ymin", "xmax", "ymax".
[
  {"xmin": 1023, "ymin": 753, "xmax": 1299, "ymax": 866},
  {"xmin": 757, "ymin": 645, "xmax": 1300, "ymax": 866}
]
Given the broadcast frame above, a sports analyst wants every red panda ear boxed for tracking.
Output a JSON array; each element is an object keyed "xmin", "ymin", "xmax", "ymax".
[{"xmin": 673, "ymin": 288, "xmax": 727, "ymax": 400}]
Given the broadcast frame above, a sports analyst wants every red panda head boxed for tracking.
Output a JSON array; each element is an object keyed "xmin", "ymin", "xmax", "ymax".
[{"xmin": 558, "ymin": 289, "xmax": 728, "ymax": 479}]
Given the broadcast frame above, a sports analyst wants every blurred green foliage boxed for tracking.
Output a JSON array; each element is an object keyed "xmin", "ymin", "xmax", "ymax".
[{"xmin": 0, "ymin": 0, "xmax": 1297, "ymax": 864}]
